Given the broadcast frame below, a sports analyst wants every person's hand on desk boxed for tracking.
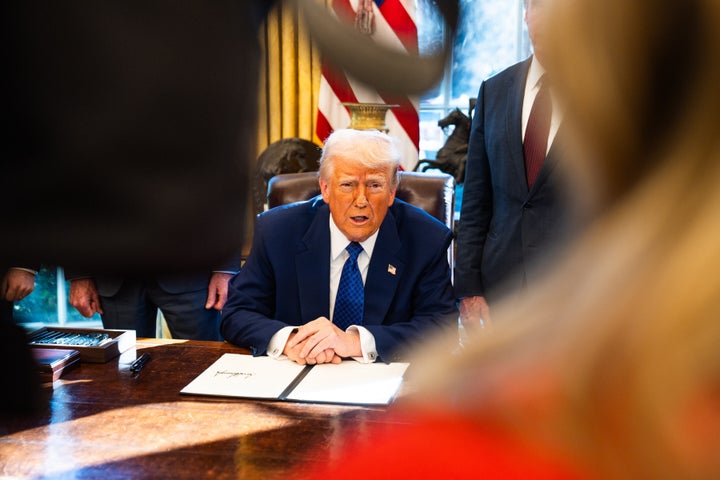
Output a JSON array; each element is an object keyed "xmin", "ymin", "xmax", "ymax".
[
  {"xmin": 69, "ymin": 278, "xmax": 103, "ymax": 317},
  {"xmin": 287, "ymin": 317, "xmax": 362, "ymax": 364},
  {"xmin": 284, "ymin": 331, "xmax": 342, "ymax": 365}
]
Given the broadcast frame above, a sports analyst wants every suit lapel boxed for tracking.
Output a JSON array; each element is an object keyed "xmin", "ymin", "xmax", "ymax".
[
  {"xmin": 508, "ymin": 58, "xmax": 533, "ymax": 194},
  {"xmin": 296, "ymin": 204, "xmax": 331, "ymax": 321},
  {"xmin": 516, "ymin": 56, "xmax": 564, "ymax": 198},
  {"xmin": 363, "ymin": 210, "xmax": 403, "ymax": 325}
]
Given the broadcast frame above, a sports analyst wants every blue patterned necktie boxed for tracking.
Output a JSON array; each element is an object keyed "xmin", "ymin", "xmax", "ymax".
[{"xmin": 333, "ymin": 242, "xmax": 364, "ymax": 330}]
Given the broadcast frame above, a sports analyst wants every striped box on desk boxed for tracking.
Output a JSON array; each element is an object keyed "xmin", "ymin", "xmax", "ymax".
[{"xmin": 27, "ymin": 326, "xmax": 135, "ymax": 363}]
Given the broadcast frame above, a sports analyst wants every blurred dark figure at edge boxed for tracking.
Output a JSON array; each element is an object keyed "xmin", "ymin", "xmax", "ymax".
[{"xmin": 1, "ymin": 0, "xmax": 273, "ymax": 417}]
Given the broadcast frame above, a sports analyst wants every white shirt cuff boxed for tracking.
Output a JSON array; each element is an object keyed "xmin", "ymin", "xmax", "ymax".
[
  {"xmin": 267, "ymin": 326, "xmax": 296, "ymax": 358},
  {"xmin": 347, "ymin": 325, "xmax": 378, "ymax": 363}
]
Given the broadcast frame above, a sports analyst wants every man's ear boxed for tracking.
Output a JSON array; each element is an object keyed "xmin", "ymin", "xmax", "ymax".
[{"xmin": 319, "ymin": 178, "xmax": 330, "ymax": 202}]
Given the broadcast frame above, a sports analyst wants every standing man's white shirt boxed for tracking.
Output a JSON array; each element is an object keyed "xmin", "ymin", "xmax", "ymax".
[{"xmin": 521, "ymin": 57, "xmax": 562, "ymax": 155}]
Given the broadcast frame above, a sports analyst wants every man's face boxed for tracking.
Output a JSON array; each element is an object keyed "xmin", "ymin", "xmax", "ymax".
[
  {"xmin": 525, "ymin": 0, "xmax": 550, "ymax": 65},
  {"xmin": 320, "ymin": 154, "xmax": 396, "ymax": 243}
]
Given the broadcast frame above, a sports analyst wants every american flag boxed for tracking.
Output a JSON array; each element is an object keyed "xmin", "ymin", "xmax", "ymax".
[{"xmin": 315, "ymin": 0, "xmax": 419, "ymax": 171}]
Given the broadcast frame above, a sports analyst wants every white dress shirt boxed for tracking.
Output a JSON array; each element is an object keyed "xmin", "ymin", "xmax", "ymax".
[
  {"xmin": 267, "ymin": 216, "xmax": 380, "ymax": 363},
  {"xmin": 521, "ymin": 57, "xmax": 561, "ymax": 155}
]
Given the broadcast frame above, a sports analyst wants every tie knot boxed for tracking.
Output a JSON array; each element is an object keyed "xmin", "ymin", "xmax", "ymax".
[{"xmin": 346, "ymin": 242, "xmax": 363, "ymax": 260}]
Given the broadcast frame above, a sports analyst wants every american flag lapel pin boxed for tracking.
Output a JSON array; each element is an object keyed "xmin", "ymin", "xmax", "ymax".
[{"xmin": 387, "ymin": 264, "xmax": 396, "ymax": 275}]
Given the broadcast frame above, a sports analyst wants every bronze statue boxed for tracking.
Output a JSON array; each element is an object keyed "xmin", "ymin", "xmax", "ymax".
[{"xmin": 415, "ymin": 106, "xmax": 472, "ymax": 184}]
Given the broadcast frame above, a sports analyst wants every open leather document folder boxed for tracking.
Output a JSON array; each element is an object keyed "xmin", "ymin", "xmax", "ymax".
[{"xmin": 180, "ymin": 354, "xmax": 410, "ymax": 406}]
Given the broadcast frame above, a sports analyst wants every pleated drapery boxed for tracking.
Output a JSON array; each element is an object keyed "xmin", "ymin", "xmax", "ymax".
[{"xmin": 256, "ymin": 1, "xmax": 326, "ymax": 157}]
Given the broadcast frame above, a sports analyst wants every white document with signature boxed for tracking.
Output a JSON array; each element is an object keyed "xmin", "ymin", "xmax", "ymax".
[
  {"xmin": 180, "ymin": 354, "xmax": 305, "ymax": 399},
  {"xmin": 180, "ymin": 353, "xmax": 409, "ymax": 405}
]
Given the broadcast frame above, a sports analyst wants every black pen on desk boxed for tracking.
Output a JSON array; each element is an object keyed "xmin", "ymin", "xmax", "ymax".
[{"xmin": 130, "ymin": 353, "xmax": 151, "ymax": 373}]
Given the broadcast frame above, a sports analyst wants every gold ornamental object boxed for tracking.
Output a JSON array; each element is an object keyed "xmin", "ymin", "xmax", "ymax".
[{"xmin": 343, "ymin": 102, "xmax": 398, "ymax": 133}]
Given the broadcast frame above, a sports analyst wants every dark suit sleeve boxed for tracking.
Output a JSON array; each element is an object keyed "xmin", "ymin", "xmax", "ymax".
[
  {"xmin": 63, "ymin": 269, "xmax": 90, "ymax": 282},
  {"xmin": 454, "ymin": 81, "xmax": 493, "ymax": 299},
  {"xmin": 212, "ymin": 251, "xmax": 242, "ymax": 273},
  {"xmin": 219, "ymin": 214, "xmax": 290, "ymax": 355}
]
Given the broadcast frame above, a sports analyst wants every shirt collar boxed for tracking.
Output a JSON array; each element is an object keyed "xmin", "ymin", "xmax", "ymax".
[
  {"xmin": 329, "ymin": 215, "xmax": 379, "ymax": 261},
  {"xmin": 527, "ymin": 56, "xmax": 547, "ymax": 91}
]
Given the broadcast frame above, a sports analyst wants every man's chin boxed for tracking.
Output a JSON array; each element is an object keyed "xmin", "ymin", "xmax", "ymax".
[{"xmin": 342, "ymin": 227, "xmax": 375, "ymax": 243}]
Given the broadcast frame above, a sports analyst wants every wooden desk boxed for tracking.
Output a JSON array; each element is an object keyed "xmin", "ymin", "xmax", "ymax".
[{"xmin": 0, "ymin": 339, "xmax": 401, "ymax": 479}]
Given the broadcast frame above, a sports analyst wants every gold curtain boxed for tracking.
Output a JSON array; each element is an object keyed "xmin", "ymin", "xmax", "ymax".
[
  {"xmin": 241, "ymin": 1, "xmax": 326, "ymax": 254},
  {"xmin": 256, "ymin": 0, "xmax": 325, "ymax": 158}
]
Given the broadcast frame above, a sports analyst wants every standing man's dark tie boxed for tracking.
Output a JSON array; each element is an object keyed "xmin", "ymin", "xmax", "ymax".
[
  {"xmin": 524, "ymin": 76, "xmax": 552, "ymax": 189},
  {"xmin": 333, "ymin": 242, "xmax": 364, "ymax": 330}
]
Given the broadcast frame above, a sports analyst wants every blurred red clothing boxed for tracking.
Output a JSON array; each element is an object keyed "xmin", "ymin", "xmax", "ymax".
[{"xmin": 302, "ymin": 410, "xmax": 589, "ymax": 480}]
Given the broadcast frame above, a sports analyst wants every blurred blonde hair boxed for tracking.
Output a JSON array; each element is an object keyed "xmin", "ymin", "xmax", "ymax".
[{"xmin": 411, "ymin": 0, "xmax": 720, "ymax": 478}]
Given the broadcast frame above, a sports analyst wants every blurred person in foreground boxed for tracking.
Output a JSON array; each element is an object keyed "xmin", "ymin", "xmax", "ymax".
[
  {"xmin": 298, "ymin": 0, "xmax": 720, "ymax": 478},
  {"xmin": 221, "ymin": 129, "xmax": 457, "ymax": 364}
]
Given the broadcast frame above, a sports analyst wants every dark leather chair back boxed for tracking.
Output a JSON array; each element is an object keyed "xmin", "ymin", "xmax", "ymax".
[
  {"xmin": 267, "ymin": 171, "xmax": 456, "ymax": 271},
  {"xmin": 267, "ymin": 171, "xmax": 455, "ymax": 229}
]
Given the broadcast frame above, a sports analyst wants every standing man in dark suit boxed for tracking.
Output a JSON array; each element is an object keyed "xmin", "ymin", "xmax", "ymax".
[
  {"xmin": 455, "ymin": 0, "xmax": 573, "ymax": 329},
  {"xmin": 67, "ymin": 264, "xmax": 239, "ymax": 340},
  {"xmin": 221, "ymin": 129, "xmax": 457, "ymax": 364}
]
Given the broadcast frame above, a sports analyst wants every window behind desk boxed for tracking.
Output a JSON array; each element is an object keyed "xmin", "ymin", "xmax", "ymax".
[
  {"xmin": 418, "ymin": 0, "xmax": 530, "ymax": 161},
  {"xmin": 15, "ymin": 266, "xmax": 102, "ymax": 331}
]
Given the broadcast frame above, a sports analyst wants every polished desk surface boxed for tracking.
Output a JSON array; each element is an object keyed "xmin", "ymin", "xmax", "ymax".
[{"xmin": 0, "ymin": 339, "xmax": 406, "ymax": 479}]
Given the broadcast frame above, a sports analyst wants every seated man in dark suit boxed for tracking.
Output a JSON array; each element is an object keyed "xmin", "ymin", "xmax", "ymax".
[{"xmin": 221, "ymin": 129, "xmax": 457, "ymax": 364}]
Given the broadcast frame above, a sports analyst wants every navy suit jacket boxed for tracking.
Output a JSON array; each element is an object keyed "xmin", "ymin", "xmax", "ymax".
[
  {"xmin": 455, "ymin": 57, "xmax": 572, "ymax": 302},
  {"xmin": 220, "ymin": 196, "xmax": 457, "ymax": 362}
]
